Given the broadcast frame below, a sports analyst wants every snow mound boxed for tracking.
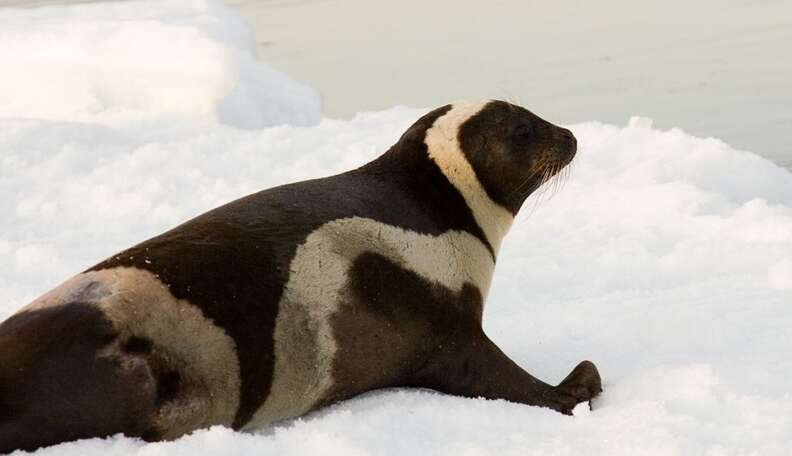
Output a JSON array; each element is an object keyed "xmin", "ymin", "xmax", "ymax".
[
  {"xmin": 0, "ymin": 0, "xmax": 320, "ymax": 128},
  {"xmin": 2, "ymin": 1, "xmax": 792, "ymax": 455}
]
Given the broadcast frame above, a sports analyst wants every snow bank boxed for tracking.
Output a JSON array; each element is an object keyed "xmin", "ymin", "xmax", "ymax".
[
  {"xmin": 0, "ymin": 0, "xmax": 321, "ymax": 128},
  {"xmin": 2, "ymin": 1, "xmax": 792, "ymax": 455}
]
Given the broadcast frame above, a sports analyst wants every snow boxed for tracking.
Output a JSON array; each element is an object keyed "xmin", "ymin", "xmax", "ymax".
[
  {"xmin": 0, "ymin": 0, "xmax": 320, "ymax": 129},
  {"xmin": 2, "ymin": 1, "xmax": 792, "ymax": 455}
]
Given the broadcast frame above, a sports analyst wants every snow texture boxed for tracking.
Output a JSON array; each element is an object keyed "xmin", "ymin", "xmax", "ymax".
[{"xmin": 2, "ymin": 1, "xmax": 792, "ymax": 455}]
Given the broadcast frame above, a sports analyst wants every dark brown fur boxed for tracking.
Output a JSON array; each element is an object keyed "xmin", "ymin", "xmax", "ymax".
[
  {"xmin": 0, "ymin": 304, "xmax": 156, "ymax": 452},
  {"xmin": 327, "ymin": 251, "xmax": 601, "ymax": 414}
]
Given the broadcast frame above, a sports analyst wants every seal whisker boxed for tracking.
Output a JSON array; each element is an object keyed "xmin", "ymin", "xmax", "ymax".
[
  {"xmin": 505, "ymin": 175, "xmax": 533, "ymax": 200},
  {"xmin": 525, "ymin": 157, "xmax": 574, "ymax": 214},
  {"xmin": 522, "ymin": 163, "xmax": 555, "ymax": 218}
]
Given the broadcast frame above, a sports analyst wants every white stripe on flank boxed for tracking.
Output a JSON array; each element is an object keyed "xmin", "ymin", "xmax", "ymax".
[
  {"xmin": 424, "ymin": 100, "xmax": 515, "ymax": 254},
  {"xmin": 247, "ymin": 216, "xmax": 495, "ymax": 429}
]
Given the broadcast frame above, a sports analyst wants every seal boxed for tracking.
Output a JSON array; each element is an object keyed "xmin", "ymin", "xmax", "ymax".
[{"xmin": 0, "ymin": 100, "xmax": 601, "ymax": 452}]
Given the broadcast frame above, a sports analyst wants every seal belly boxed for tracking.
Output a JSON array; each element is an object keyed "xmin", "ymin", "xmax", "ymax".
[{"xmin": 244, "ymin": 216, "xmax": 494, "ymax": 429}]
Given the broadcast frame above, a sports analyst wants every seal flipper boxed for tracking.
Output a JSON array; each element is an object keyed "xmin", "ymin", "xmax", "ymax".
[
  {"xmin": 0, "ymin": 303, "xmax": 158, "ymax": 453},
  {"xmin": 555, "ymin": 360, "xmax": 603, "ymax": 413},
  {"xmin": 408, "ymin": 332, "xmax": 602, "ymax": 415}
]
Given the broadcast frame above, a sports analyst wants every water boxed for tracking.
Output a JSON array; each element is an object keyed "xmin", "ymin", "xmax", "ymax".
[
  {"xmin": 4, "ymin": 0, "xmax": 791, "ymax": 171},
  {"xmin": 227, "ymin": 0, "xmax": 792, "ymax": 171}
]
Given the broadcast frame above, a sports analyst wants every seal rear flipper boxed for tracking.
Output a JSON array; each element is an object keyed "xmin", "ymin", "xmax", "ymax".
[{"xmin": 0, "ymin": 303, "xmax": 158, "ymax": 453}]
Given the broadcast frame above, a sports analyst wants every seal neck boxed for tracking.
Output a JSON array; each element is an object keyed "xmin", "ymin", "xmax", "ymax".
[
  {"xmin": 423, "ymin": 101, "xmax": 515, "ymax": 254},
  {"xmin": 360, "ymin": 102, "xmax": 514, "ymax": 256}
]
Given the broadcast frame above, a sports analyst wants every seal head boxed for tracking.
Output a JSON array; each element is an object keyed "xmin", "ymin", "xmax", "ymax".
[{"xmin": 457, "ymin": 101, "xmax": 577, "ymax": 214}]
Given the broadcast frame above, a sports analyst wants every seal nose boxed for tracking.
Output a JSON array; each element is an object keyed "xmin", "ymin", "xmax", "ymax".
[{"xmin": 559, "ymin": 129, "xmax": 577, "ymax": 150}]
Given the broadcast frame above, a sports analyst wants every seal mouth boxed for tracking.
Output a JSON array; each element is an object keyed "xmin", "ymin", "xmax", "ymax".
[
  {"xmin": 535, "ymin": 154, "xmax": 573, "ymax": 187},
  {"xmin": 533, "ymin": 127, "xmax": 577, "ymax": 189},
  {"xmin": 503, "ymin": 156, "xmax": 573, "ymax": 214},
  {"xmin": 556, "ymin": 127, "xmax": 577, "ymax": 166}
]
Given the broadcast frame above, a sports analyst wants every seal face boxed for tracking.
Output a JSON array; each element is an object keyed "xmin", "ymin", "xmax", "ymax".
[{"xmin": 0, "ymin": 100, "xmax": 598, "ymax": 453}]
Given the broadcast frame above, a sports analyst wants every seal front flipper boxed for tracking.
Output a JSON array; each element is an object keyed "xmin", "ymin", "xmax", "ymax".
[
  {"xmin": 555, "ymin": 360, "xmax": 603, "ymax": 414},
  {"xmin": 408, "ymin": 332, "xmax": 602, "ymax": 415}
]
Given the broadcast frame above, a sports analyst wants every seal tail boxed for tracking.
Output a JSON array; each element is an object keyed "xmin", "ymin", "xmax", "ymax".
[{"xmin": 0, "ymin": 303, "xmax": 157, "ymax": 453}]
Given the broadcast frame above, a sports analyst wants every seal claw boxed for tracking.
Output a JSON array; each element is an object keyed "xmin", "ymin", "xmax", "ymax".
[{"xmin": 554, "ymin": 360, "xmax": 602, "ymax": 414}]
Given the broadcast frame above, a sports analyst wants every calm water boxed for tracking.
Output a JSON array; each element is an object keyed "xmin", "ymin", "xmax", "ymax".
[
  {"xmin": 4, "ymin": 0, "xmax": 792, "ymax": 171},
  {"xmin": 228, "ymin": 0, "xmax": 792, "ymax": 171}
]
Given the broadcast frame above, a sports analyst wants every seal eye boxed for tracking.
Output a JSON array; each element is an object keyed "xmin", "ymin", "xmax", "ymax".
[{"xmin": 510, "ymin": 122, "xmax": 534, "ymax": 145}]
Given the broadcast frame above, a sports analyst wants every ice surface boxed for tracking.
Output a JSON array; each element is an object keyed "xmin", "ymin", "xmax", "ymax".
[{"xmin": 2, "ymin": 1, "xmax": 792, "ymax": 455}]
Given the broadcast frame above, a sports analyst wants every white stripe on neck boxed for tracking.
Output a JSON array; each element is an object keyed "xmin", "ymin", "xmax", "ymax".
[{"xmin": 424, "ymin": 101, "xmax": 514, "ymax": 254}]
